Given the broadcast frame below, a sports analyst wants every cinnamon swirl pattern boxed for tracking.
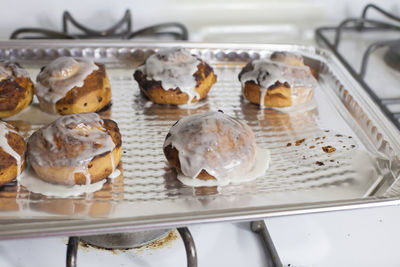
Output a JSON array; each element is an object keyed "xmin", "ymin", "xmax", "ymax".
[{"xmin": 27, "ymin": 113, "xmax": 121, "ymax": 186}]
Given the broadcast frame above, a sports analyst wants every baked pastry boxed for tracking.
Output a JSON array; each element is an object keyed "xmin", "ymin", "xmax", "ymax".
[
  {"xmin": 238, "ymin": 51, "xmax": 317, "ymax": 108},
  {"xmin": 36, "ymin": 57, "xmax": 111, "ymax": 115},
  {"xmin": 0, "ymin": 120, "xmax": 25, "ymax": 186},
  {"xmin": 163, "ymin": 111, "xmax": 258, "ymax": 183},
  {"xmin": 0, "ymin": 61, "xmax": 34, "ymax": 118},
  {"xmin": 27, "ymin": 113, "xmax": 122, "ymax": 186},
  {"xmin": 134, "ymin": 47, "xmax": 217, "ymax": 105}
]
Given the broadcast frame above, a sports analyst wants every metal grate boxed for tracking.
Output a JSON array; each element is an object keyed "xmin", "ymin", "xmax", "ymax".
[
  {"xmin": 9, "ymin": 10, "xmax": 188, "ymax": 41},
  {"xmin": 315, "ymin": 4, "xmax": 400, "ymax": 130}
]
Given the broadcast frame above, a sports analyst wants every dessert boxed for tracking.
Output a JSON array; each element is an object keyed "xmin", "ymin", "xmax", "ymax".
[
  {"xmin": 163, "ymin": 111, "xmax": 269, "ymax": 186},
  {"xmin": 27, "ymin": 113, "xmax": 121, "ymax": 186},
  {"xmin": 0, "ymin": 61, "xmax": 34, "ymax": 118},
  {"xmin": 36, "ymin": 57, "xmax": 111, "ymax": 115},
  {"xmin": 238, "ymin": 51, "xmax": 317, "ymax": 108},
  {"xmin": 0, "ymin": 120, "xmax": 25, "ymax": 186},
  {"xmin": 134, "ymin": 47, "xmax": 217, "ymax": 105}
]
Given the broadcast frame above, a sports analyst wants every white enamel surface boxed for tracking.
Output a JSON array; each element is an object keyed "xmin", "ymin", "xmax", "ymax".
[
  {"xmin": 28, "ymin": 113, "xmax": 116, "ymax": 185},
  {"xmin": 164, "ymin": 111, "xmax": 259, "ymax": 182},
  {"xmin": 0, "ymin": 121, "xmax": 22, "ymax": 177},
  {"xmin": 138, "ymin": 47, "xmax": 201, "ymax": 103},
  {"xmin": 35, "ymin": 57, "xmax": 98, "ymax": 113}
]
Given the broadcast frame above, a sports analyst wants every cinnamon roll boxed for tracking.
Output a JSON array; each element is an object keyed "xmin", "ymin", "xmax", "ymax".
[
  {"xmin": 163, "ymin": 111, "xmax": 270, "ymax": 186},
  {"xmin": 27, "ymin": 113, "xmax": 121, "ymax": 186},
  {"xmin": 239, "ymin": 51, "xmax": 317, "ymax": 108},
  {"xmin": 36, "ymin": 57, "xmax": 111, "ymax": 115},
  {"xmin": 0, "ymin": 62, "xmax": 34, "ymax": 118},
  {"xmin": 0, "ymin": 120, "xmax": 25, "ymax": 186},
  {"xmin": 134, "ymin": 47, "xmax": 217, "ymax": 105}
]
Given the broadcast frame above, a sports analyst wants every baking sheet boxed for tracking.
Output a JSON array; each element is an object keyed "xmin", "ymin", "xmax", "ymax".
[{"xmin": 0, "ymin": 41, "xmax": 400, "ymax": 239}]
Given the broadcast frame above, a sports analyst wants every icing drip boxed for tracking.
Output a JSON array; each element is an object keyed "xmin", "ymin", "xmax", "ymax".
[
  {"xmin": 164, "ymin": 111, "xmax": 258, "ymax": 181},
  {"xmin": 28, "ymin": 113, "xmax": 116, "ymax": 185},
  {"xmin": 177, "ymin": 147, "xmax": 270, "ymax": 187},
  {"xmin": 36, "ymin": 57, "xmax": 99, "ymax": 113},
  {"xmin": 239, "ymin": 58, "xmax": 317, "ymax": 108},
  {"xmin": 138, "ymin": 47, "xmax": 201, "ymax": 103},
  {"xmin": 0, "ymin": 121, "xmax": 22, "ymax": 177}
]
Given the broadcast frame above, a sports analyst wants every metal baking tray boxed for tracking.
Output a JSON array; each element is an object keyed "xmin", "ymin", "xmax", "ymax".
[{"xmin": 1, "ymin": 40, "xmax": 400, "ymax": 240}]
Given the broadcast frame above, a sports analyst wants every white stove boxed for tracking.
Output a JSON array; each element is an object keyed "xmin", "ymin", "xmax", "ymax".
[{"xmin": 0, "ymin": 1, "xmax": 400, "ymax": 267}]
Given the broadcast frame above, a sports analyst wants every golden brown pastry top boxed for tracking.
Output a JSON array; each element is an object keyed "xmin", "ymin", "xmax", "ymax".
[
  {"xmin": 36, "ymin": 57, "xmax": 99, "ymax": 113},
  {"xmin": 0, "ymin": 61, "xmax": 32, "ymax": 112},
  {"xmin": 27, "ymin": 113, "xmax": 121, "ymax": 184},
  {"xmin": 163, "ymin": 111, "xmax": 256, "ymax": 180},
  {"xmin": 135, "ymin": 47, "xmax": 210, "ymax": 104}
]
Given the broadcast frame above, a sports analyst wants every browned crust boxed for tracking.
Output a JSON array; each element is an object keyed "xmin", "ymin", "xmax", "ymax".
[
  {"xmin": 239, "ymin": 60, "xmax": 314, "ymax": 108},
  {"xmin": 242, "ymin": 81, "xmax": 293, "ymax": 107},
  {"xmin": 163, "ymin": 144, "xmax": 216, "ymax": 180},
  {"xmin": 28, "ymin": 118, "xmax": 122, "ymax": 186},
  {"xmin": 0, "ymin": 66, "xmax": 34, "ymax": 118},
  {"xmin": 37, "ymin": 63, "xmax": 111, "ymax": 115},
  {"xmin": 0, "ymin": 125, "xmax": 26, "ymax": 186},
  {"xmin": 133, "ymin": 61, "xmax": 217, "ymax": 105}
]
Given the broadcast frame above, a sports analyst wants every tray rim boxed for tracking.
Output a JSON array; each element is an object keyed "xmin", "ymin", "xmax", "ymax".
[{"xmin": 0, "ymin": 40, "xmax": 400, "ymax": 240}]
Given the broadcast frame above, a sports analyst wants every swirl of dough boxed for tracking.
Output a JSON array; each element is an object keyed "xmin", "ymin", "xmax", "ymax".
[
  {"xmin": 27, "ymin": 113, "xmax": 122, "ymax": 186},
  {"xmin": 163, "ymin": 111, "xmax": 257, "ymax": 181},
  {"xmin": 36, "ymin": 57, "xmax": 100, "ymax": 114}
]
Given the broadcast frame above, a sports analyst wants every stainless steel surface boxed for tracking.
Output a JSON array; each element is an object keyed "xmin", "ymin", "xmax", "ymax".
[
  {"xmin": 80, "ymin": 229, "xmax": 171, "ymax": 249},
  {"xmin": 177, "ymin": 227, "xmax": 197, "ymax": 267},
  {"xmin": 251, "ymin": 221, "xmax": 283, "ymax": 267},
  {"xmin": 0, "ymin": 41, "xmax": 400, "ymax": 239}
]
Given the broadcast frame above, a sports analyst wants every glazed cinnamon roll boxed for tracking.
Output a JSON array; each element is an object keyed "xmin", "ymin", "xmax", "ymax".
[
  {"xmin": 239, "ymin": 51, "xmax": 317, "ymax": 108},
  {"xmin": 0, "ymin": 120, "xmax": 25, "ymax": 186},
  {"xmin": 0, "ymin": 61, "xmax": 34, "ymax": 118},
  {"xmin": 163, "ymin": 111, "xmax": 270, "ymax": 186},
  {"xmin": 27, "ymin": 113, "xmax": 122, "ymax": 186},
  {"xmin": 134, "ymin": 47, "xmax": 217, "ymax": 105},
  {"xmin": 36, "ymin": 57, "xmax": 111, "ymax": 115}
]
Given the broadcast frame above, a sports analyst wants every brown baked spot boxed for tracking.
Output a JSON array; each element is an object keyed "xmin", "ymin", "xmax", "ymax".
[{"xmin": 322, "ymin": 146, "xmax": 336, "ymax": 153}]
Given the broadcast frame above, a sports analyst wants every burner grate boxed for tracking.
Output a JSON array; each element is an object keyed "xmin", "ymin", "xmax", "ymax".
[
  {"xmin": 316, "ymin": 4, "xmax": 400, "ymax": 130},
  {"xmin": 9, "ymin": 10, "xmax": 188, "ymax": 41}
]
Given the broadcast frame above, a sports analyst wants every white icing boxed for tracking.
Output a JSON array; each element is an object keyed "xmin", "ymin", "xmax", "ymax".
[
  {"xmin": 164, "ymin": 111, "xmax": 258, "ymax": 181},
  {"xmin": 17, "ymin": 166, "xmax": 106, "ymax": 197},
  {"xmin": 177, "ymin": 147, "xmax": 270, "ymax": 186},
  {"xmin": 36, "ymin": 57, "xmax": 99, "ymax": 113},
  {"xmin": 0, "ymin": 62, "xmax": 29, "ymax": 81},
  {"xmin": 239, "ymin": 58, "xmax": 317, "ymax": 108},
  {"xmin": 0, "ymin": 121, "xmax": 23, "ymax": 177},
  {"xmin": 138, "ymin": 47, "xmax": 201, "ymax": 104},
  {"xmin": 108, "ymin": 168, "xmax": 121, "ymax": 179},
  {"xmin": 28, "ymin": 113, "xmax": 116, "ymax": 185}
]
